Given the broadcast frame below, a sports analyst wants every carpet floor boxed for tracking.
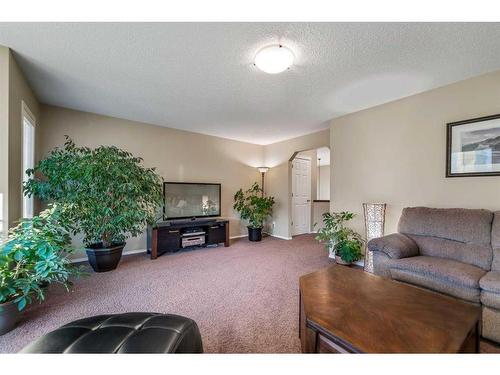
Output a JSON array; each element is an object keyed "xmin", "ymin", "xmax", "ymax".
[
  {"xmin": 0, "ymin": 234, "xmax": 333, "ymax": 353},
  {"xmin": 1, "ymin": 233, "xmax": 499, "ymax": 353}
]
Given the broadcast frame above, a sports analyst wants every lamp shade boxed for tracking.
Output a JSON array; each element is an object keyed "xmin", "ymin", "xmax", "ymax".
[
  {"xmin": 363, "ymin": 203, "xmax": 386, "ymax": 273},
  {"xmin": 257, "ymin": 167, "xmax": 270, "ymax": 173}
]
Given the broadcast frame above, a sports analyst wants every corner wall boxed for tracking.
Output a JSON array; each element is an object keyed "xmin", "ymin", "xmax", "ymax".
[{"xmin": 330, "ymin": 69, "xmax": 500, "ymax": 238}]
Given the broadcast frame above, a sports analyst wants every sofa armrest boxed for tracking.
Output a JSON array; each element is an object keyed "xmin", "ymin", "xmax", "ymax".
[{"xmin": 367, "ymin": 233, "xmax": 419, "ymax": 259}]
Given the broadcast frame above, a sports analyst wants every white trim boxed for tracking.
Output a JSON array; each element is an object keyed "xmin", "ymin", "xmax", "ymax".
[
  {"xmin": 21, "ymin": 101, "xmax": 36, "ymax": 219},
  {"xmin": 229, "ymin": 234, "xmax": 247, "ymax": 239},
  {"xmin": 70, "ymin": 237, "xmax": 247, "ymax": 263},
  {"xmin": 354, "ymin": 259, "xmax": 365, "ymax": 267},
  {"xmin": 0, "ymin": 193, "xmax": 4, "ymax": 237},
  {"xmin": 22, "ymin": 100, "xmax": 36, "ymax": 125},
  {"xmin": 70, "ymin": 233, "xmax": 296, "ymax": 263},
  {"xmin": 291, "ymin": 157, "xmax": 312, "ymax": 236},
  {"xmin": 263, "ymin": 232, "xmax": 292, "ymax": 240},
  {"xmin": 70, "ymin": 248, "xmax": 146, "ymax": 263}
]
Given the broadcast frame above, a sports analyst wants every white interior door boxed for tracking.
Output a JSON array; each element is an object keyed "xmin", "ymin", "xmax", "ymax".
[{"xmin": 292, "ymin": 157, "xmax": 311, "ymax": 236}]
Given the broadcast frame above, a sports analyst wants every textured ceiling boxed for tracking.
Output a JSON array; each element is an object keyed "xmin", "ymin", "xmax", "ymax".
[{"xmin": 2, "ymin": 23, "xmax": 500, "ymax": 145}]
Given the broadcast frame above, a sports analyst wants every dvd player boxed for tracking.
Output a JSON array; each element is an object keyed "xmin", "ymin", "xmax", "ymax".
[{"xmin": 181, "ymin": 235, "xmax": 205, "ymax": 248}]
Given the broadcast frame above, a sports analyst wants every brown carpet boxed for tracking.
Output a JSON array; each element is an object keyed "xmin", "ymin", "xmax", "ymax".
[
  {"xmin": 1, "ymin": 233, "xmax": 499, "ymax": 353},
  {"xmin": 0, "ymin": 234, "xmax": 333, "ymax": 353}
]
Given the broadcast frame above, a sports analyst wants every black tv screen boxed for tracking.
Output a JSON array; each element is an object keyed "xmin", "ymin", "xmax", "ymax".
[{"xmin": 163, "ymin": 182, "xmax": 221, "ymax": 220}]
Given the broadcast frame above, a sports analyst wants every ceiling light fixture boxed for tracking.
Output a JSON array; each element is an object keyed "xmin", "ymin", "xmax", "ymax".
[{"xmin": 254, "ymin": 44, "xmax": 294, "ymax": 74}]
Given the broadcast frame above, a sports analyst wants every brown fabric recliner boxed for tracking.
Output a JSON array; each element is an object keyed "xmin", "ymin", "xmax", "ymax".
[{"xmin": 368, "ymin": 207, "xmax": 500, "ymax": 343}]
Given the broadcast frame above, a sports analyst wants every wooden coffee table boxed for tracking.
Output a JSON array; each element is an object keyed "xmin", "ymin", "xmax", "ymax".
[{"xmin": 299, "ymin": 265, "xmax": 481, "ymax": 353}]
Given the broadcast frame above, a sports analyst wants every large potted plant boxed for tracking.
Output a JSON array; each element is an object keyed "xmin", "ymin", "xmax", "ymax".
[
  {"xmin": 0, "ymin": 205, "xmax": 80, "ymax": 335},
  {"xmin": 24, "ymin": 137, "xmax": 163, "ymax": 272},
  {"xmin": 233, "ymin": 183, "xmax": 275, "ymax": 242},
  {"xmin": 315, "ymin": 211, "xmax": 364, "ymax": 265}
]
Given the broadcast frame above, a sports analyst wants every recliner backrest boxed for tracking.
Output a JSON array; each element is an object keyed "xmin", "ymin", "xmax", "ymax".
[
  {"xmin": 398, "ymin": 207, "xmax": 494, "ymax": 270},
  {"xmin": 492, "ymin": 211, "xmax": 500, "ymax": 271}
]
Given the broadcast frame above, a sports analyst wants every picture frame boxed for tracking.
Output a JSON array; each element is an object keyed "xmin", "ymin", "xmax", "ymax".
[{"xmin": 446, "ymin": 114, "xmax": 500, "ymax": 177}]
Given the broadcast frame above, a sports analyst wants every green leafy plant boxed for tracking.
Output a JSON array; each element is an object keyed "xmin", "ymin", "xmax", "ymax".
[
  {"xmin": 0, "ymin": 205, "xmax": 81, "ymax": 311},
  {"xmin": 233, "ymin": 183, "xmax": 275, "ymax": 229},
  {"xmin": 336, "ymin": 238, "xmax": 363, "ymax": 264},
  {"xmin": 315, "ymin": 211, "xmax": 364, "ymax": 263},
  {"xmin": 23, "ymin": 137, "xmax": 163, "ymax": 248}
]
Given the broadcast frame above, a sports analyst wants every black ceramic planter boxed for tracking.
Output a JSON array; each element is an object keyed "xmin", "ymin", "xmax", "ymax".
[
  {"xmin": 0, "ymin": 300, "xmax": 20, "ymax": 336},
  {"xmin": 248, "ymin": 227, "xmax": 262, "ymax": 242},
  {"xmin": 85, "ymin": 243, "xmax": 125, "ymax": 272}
]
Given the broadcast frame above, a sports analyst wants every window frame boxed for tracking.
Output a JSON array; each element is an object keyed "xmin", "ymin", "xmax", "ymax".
[{"xmin": 21, "ymin": 101, "xmax": 36, "ymax": 219}]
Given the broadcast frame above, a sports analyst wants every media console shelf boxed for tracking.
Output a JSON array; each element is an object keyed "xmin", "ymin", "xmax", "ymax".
[{"xmin": 147, "ymin": 219, "xmax": 230, "ymax": 259}]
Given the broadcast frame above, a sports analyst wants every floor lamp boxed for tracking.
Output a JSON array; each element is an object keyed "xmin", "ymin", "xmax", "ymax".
[
  {"xmin": 363, "ymin": 203, "xmax": 386, "ymax": 273},
  {"xmin": 257, "ymin": 167, "xmax": 270, "ymax": 197}
]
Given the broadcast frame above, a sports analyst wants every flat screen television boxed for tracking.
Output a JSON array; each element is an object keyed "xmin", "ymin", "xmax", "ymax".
[{"xmin": 163, "ymin": 182, "xmax": 221, "ymax": 220}]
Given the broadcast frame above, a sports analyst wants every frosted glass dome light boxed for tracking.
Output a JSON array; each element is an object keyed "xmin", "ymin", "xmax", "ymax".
[{"xmin": 254, "ymin": 45, "xmax": 294, "ymax": 74}]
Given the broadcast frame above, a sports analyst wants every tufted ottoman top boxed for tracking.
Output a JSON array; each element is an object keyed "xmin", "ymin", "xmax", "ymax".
[{"xmin": 20, "ymin": 312, "xmax": 203, "ymax": 353}]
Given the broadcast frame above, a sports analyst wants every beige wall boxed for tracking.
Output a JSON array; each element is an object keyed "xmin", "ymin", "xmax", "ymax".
[
  {"xmin": 0, "ymin": 46, "xmax": 40, "ymax": 233},
  {"xmin": 39, "ymin": 105, "xmax": 263, "ymax": 256},
  {"xmin": 312, "ymin": 201, "xmax": 330, "ymax": 231},
  {"xmin": 264, "ymin": 129, "xmax": 330, "ymax": 239},
  {"xmin": 318, "ymin": 165, "xmax": 330, "ymax": 200},
  {"xmin": 330, "ymin": 69, "xmax": 500, "ymax": 240}
]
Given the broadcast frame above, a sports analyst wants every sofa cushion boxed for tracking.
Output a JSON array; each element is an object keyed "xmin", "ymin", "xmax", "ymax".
[
  {"xmin": 479, "ymin": 272, "xmax": 500, "ymax": 309},
  {"xmin": 368, "ymin": 233, "xmax": 419, "ymax": 259},
  {"xmin": 389, "ymin": 256, "xmax": 486, "ymax": 303},
  {"xmin": 481, "ymin": 291, "xmax": 500, "ymax": 310},
  {"xmin": 482, "ymin": 306, "xmax": 500, "ymax": 343},
  {"xmin": 372, "ymin": 251, "xmax": 399, "ymax": 278},
  {"xmin": 407, "ymin": 235, "xmax": 492, "ymax": 270},
  {"xmin": 398, "ymin": 207, "xmax": 493, "ymax": 245},
  {"xmin": 480, "ymin": 271, "xmax": 500, "ymax": 294}
]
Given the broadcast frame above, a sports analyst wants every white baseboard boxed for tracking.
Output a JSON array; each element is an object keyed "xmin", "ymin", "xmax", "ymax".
[
  {"xmin": 354, "ymin": 259, "xmax": 365, "ymax": 267},
  {"xmin": 70, "ymin": 248, "xmax": 146, "ymax": 263},
  {"xmin": 263, "ymin": 232, "xmax": 292, "ymax": 240},
  {"xmin": 72, "ymin": 235, "xmax": 246, "ymax": 263},
  {"xmin": 71, "ymin": 233, "xmax": 296, "ymax": 263},
  {"xmin": 230, "ymin": 233, "xmax": 294, "ymax": 240},
  {"xmin": 229, "ymin": 234, "xmax": 247, "ymax": 239}
]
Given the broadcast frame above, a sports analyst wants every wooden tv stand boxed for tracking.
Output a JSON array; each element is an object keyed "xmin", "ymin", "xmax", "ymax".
[{"xmin": 147, "ymin": 219, "xmax": 229, "ymax": 259}]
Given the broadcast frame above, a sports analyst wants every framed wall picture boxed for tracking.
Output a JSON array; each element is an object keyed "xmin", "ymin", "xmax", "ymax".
[{"xmin": 446, "ymin": 114, "xmax": 500, "ymax": 177}]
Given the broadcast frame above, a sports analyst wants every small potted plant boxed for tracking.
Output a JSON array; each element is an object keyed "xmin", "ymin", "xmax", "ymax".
[
  {"xmin": 0, "ymin": 205, "xmax": 80, "ymax": 335},
  {"xmin": 233, "ymin": 183, "xmax": 275, "ymax": 242},
  {"xmin": 24, "ymin": 137, "xmax": 163, "ymax": 272},
  {"xmin": 315, "ymin": 211, "xmax": 364, "ymax": 265}
]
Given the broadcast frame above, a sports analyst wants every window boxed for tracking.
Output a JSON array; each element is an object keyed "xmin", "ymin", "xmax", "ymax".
[
  {"xmin": 22, "ymin": 102, "xmax": 35, "ymax": 219},
  {"xmin": 0, "ymin": 193, "xmax": 4, "ymax": 236}
]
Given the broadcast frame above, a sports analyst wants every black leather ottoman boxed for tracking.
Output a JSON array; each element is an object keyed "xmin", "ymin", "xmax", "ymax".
[{"xmin": 20, "ymin": 312, "xmax": 203, "ymax": 353}]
